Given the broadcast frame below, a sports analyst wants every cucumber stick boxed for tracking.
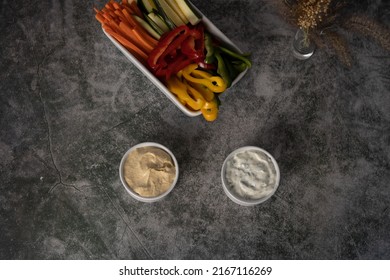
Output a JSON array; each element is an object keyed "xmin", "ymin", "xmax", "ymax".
[
  {"xmin": 155, "ymin": 0, "xmax": 186, "ymax": 27},
  {"xmin": 152, "ymin": 0, "xmax": 176, "ymax": 29},
  {"xmin": 140, "ymin": 0, "xmax": 157, "ymax": 13},
  {"xmin": 133, "ymin": 15, "xmax": 161, "ymax": 39},
  {"xmin": 144, "ymin": 13, "xmax": 164, "ymax": 35},
  {"xmin": 165, "ymin": 0, "xmax": 188, "ymax": 24},
  {"xmin": 174, "ymin": 0, "xmax": 201, "ymax": 25},
  {"xmin": 148, "ymin": 12, "xmax": 170, "ymax": 33}
]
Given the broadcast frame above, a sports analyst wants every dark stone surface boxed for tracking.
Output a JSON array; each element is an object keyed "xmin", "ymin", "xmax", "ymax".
[{"xmin": 1, "ymin": 0, "xmax": 389, "ymax": 259}]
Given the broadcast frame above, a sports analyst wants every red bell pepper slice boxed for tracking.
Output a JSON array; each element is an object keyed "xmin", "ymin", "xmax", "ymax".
[
  {"xmin": 181, "ymin": 27, "xmax": 204, "ymax": 61},
  {"xmin": 154, "ymin": 53, "xmax": 192, "ymax": 80},
  {"xmin": 195, "ymin": 23, "xmax": 205, "ymax": 59},
  {"xmin": 147, "ymin": 25, "xmax": 190, "ymax": 71},
  {"xmin": 197, "ymin": 61, "xmax": 217, "ymax": 70},
  {"xmin": 147, "ymin": 24, "xmax": 207, "ymax": 81}
]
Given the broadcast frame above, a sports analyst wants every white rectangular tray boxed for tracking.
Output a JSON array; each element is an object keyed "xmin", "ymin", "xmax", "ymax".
[{"xmin": 103, "ymin": 1, "xmax": 248, "ymax": 117}]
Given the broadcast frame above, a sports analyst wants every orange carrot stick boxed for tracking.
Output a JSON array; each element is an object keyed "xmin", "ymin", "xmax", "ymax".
[
  {"xmin": 112, "ymin": 2, "xmax": 121, "ymax": 10},
  {"xmin": 122, "ymin": 4, "xmax": 135, "ymax": 16},
  {"xmin": 105, "ymin": 2, "xmax": 115, "ymax": 11},
  {"xmin": 133, "ymin": 24, "xmax": 158, "ymax": 47},
  {"xmin": 132, "ymin": 27, "xmax": 154, "ymax": 53},
  {"xmin": 114, "ymin": 9, "xmax": 128, "ymax": 24},
  {"xmin": 104, "ymin": 17, "xmax": 129, "ymax": 39},
  {"xmin": 95, "ymin": 13, "xmax": 106, "ymax": 24},
  {"xmin": 102, "ymin": 12, "xmax": 115, "ymax": 22},
  {"xmin": 129, "ymin": 1, "xmax": 143, "ymax": 18},
  {"xmin": 103, "ymin": 26, "xmax": 148, "ymax": 61},
  {"xmin": 122, "ymin": 9, "xmax": 138, "ymax": 27},
  {"xmin": 118, "ymin": 21, "xmax": 150, "ymax": 54}
]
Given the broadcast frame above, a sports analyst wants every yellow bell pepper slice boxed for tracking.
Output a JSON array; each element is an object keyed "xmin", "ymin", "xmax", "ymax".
[
  {"xmin": 166, "ymin": 76, "xmax": 205, "ymax": 111},
  {"xmin": 188, "ymin": 82, "xmax": 215, "ymax": 102},
  {"xmin": 186, "ymin": 82, "xmax": 219, "ymax": 122},
  {"xmin": 201, "ymin": 98, "xmax": 219, "ymax": 122},
  {"xmin": 182, "ymin": 64, "xmax": 227, "ymax": 93}
]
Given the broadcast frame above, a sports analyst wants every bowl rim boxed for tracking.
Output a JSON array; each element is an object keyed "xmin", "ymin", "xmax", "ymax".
[
  {"xmin": 119, "ymin": 142, "xmax": 179, "ymax": 203},
  {"xmin": 221, "ymin": 146, "xmax": 280, "ymax": 206}
]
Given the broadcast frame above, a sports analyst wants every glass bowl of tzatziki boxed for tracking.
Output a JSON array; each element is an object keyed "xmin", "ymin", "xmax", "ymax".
[
  {"xmin": 119, "ymin": 142, "xmax": 179, "ymax": 203},
  {"xmin": 221, "ymin": 146, "xmax": 280, "ymax": 206}
]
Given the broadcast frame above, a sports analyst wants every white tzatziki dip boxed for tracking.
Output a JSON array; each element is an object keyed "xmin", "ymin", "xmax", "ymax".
[{"xmin": 224, "ymin": 149, "xmax": 277, "ymax": 200}]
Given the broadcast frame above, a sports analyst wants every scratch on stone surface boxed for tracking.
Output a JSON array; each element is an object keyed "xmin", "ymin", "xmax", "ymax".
[
  {"xmin": 94, "ymin": 184, "xmax": 153, "ymax": 259},
  {"xmin": 38, "ymin": 92, "xmax": 80, "ymax": 194},
  {"xmin": 120, "ymin": 226, "xmax": 127, "ymax": 243},
  {"xmin": 32, "ymin": 151, "xmax": 53, "ymax": 171},
  {"xmin": 104, "ymin": 103, "xmax": 154, "ymax": 133},
  {"xmin": 382, "ymin": 207, "xmax": 389, "ymax": 216},
  {"xmin": 105, "ymin": 118, "xmax": 134, "ymax": 133},
  {"xmin": 34, "ymin": 47, "xmax": 79, "ymax": 194}
]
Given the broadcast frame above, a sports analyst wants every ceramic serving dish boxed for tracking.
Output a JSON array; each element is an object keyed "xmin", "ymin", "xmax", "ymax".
[{"xmin": 103, "ymin": 1, "xmax": 248, "ymax": 117}]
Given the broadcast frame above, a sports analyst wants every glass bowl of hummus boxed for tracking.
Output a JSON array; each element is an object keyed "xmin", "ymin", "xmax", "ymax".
[
  {"xmin": 119, "ymin": 142, "xmax": 179, "ymax": 203},
  {"xmin": 221, "ymin": 146, "xmax": 280, "ymax": 206}
]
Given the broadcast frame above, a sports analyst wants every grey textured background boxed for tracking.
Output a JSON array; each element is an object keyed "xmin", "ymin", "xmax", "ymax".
[{"xmin": 1, "ymin": 0, "xmax": 389, "ymax": 259}]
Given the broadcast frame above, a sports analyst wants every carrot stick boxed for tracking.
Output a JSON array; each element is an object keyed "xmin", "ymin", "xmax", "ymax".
[
  {"xmin": 132, "ymin": 27, "xmax": 154, "ymax": 53},
  {"xmin": 133, "ymin": 24, "xmax": 158, "ymax": 47},
  {"xmin": 129, "ymin": 1, "xmax": 143, "ymax": 18},
  {"xmin": 105, "ymin": 2, "xmax": 115, "ymax": 11},
  {"xmin": 95, "ymin": 13, "xmax": 106, "ymax": 24},
  {"xmin": 112, "ymin": 2, "xmax": 121, "ymax": 10},
  {"xmin": 118, "ymin": 21, "xmax": 150, "ymax": 54},
  {"xmin": 102, "ymin": 12, "xmax": 115, "ymax": 22},
  {"xmin": 122, "ymin": 4, "xmax": 135, "ymax": 16},
  {"xmin": 122, "ymin": 9, "xmax": 138, "ymax": 27},
  {"xmin": 114, "ymin": 9, "xmax": 128, "ymax": 24},
  {"xmin": 104, "ymin": 18, "xmax": 130, "ymax": 39},
  {"xmin": 103, "ymin": 26, "xmax": 148, "ymax": 61}
]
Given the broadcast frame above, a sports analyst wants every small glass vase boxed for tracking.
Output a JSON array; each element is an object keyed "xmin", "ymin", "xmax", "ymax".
[{"xmin": 292, "ymin": 28, "xmax": 315, "ymax": 60}]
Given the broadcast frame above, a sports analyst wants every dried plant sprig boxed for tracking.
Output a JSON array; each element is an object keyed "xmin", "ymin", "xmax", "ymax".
[
  {"xmin": 343, "ymin": 15, "xmax": 390, "ymax": 52},
  {"xmin": 274, "ymin": 0, "xmax": 390, "ymax": 67},
  {"xmin": 295, "ymin": 0, "xmax": 332, "ymax": 30},
  {"xmin": 324, "ymin": 31, "xmax": 353, "ymax": 68}
]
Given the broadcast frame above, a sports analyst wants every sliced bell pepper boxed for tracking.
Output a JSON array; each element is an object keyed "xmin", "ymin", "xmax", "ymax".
[
  {"xmin": 201, "ymin": 98, "xmax": 219, "ymax": 122},
  {"xmin": 165, "ymin": 71, "xmax": 219, "ymax": 121},
  {"xmin": 186, "ymin": 81, "xmax": 219, "ymax": 122},
  {"xmin": 197, "ymin": 61, "xmax": 217, "ymax": 70},
  {"xmin": 147, "ymin": 25, "xmax": 190, "ymax": 71},
  {"xmin": 165, "ymin": 76, "xmax": 205, "ymax": 111},
  {"xmin": 214, "ymin": 49, "xmax": 232, "ymax": 88},
  {"xmin": 181, "ymin": 34, "xmax": 203, "ymax": 61},
  {"xmin": 218, "ymin": 46, "xmax": 252, "ymax": 68},
  {"xmin": 155, "ymin": 53, "xmax": 192, "ymax": 80},
  {"xmin": 179, "ymin": 23, "xmax": 206, "ymax": 65},
  {"xmin": 188, "ymin": 81, "xmax": 215, "ymax": 102},
  {"xmin": 147, "ymin": 24, "xmax": 207, "ymax": 81},
  {"xmin": 181, "ymin": 64, "xmax": 227, "ymax": 93},
  {"xmin": 204, "ymin": 31, "xmax": 215, "ymax": 64},
  {"xmin": 194, "ymin": 23, "xmax": 205, "ymax": 61}
]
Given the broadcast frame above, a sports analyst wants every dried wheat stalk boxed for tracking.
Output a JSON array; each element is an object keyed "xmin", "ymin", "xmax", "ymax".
[
  {"xmin": 343, "ymin": 15, "xmax": 390, "ymax": 52},
  {"xmin": 274, "ymin": 0, "xmax": 390, "ymax": 67},
  {"xmin": 324, "ymin": 31, "xmax": 353, "ymax": 68}
]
